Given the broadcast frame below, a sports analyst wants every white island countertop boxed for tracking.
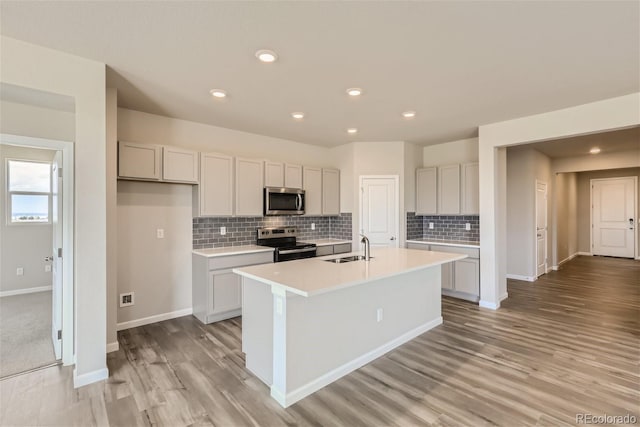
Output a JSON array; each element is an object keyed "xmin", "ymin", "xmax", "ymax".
[
  {"xmin": 233, "ymin": 247, "xmax": 466, "ymax": 297},
  {"xmin": 193, "ymin": 245, "xmax": 274, "ymax": 258}
]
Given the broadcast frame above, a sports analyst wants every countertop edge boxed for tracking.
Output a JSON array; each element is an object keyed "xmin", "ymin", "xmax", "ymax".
[
  {"xmin": 406, "ymin": 240, "xmax": 480, "ymax": 249},
  {"xmin": 192, "ymin": 246, "xmax": 275, "ymax": 258}
]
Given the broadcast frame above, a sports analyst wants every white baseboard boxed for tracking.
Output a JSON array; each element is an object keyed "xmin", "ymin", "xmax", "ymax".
[
  {"xmin": 553, "ymin": 253, "xmax": 579, "ymax": 270},
  {"xmin": 73, "ymin": 367, "xmax": 109, "ymax": 388},
  {"xmin": 499, "ymin": 292, "xmax": 508, "ymax": 302},
  {"xmin": 479, "ymin": 300, "xmax": 499, "ymax": 310},
  {"xmin": 577, "ymin": 252, "xmax": 592, "ymax": 256},
  {"xmin": 106, "ymin": 342, "xmax": 119, "ymax": 353},
  {"xmin": 506, "ymin": 274, "xmax": 535, "ymax": 282},
  {"xmin": 270, "ymin": 316, "xmax": 443, "ymax": 408},
  {"xmin": 116, "ymin": 307, "xmax": 193, "ymax": 331},
  {"xmin": 0, "ymin": 285, "xmax": 52, "ymax": 298}
]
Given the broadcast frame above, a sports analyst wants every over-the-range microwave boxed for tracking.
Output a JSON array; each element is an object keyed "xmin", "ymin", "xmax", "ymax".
[{"xmin": 264, "ymin": 187, "xmax": 305, "ymax": 216}]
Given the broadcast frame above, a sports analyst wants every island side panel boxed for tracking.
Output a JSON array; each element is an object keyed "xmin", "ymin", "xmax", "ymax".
[
  {"xmin": 273, "ymin": 265, "xmax": 442, "ymax": 406},
  {"xmin": 241, "ymin": 277, "xmax": 274, "ymax": 386}
]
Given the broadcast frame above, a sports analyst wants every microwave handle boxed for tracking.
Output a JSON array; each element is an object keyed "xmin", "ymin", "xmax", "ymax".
[{"xmin": 296, "ymin": 194, "xmax": 302, "ymax": 210}]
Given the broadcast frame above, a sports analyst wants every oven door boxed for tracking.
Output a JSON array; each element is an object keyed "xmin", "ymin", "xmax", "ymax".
[
  {"xmin": 264, "ymin": 188, "xmax": 305, "ymax": 215},
  {"xmin": 275, "ymin": 247, "xmax": 317, "ymax": 262}
]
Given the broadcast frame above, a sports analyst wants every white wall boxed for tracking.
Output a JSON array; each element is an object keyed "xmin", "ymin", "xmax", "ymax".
[
  {"xmin": 1, "ymin": 36, "xmax": 108, "ymax": 384},
  {"xmin": 554, "ymin": 172, "xmax": 578, "ymax": 265},
  {"xmin": 106, "ymin": 88, "xmax": 118, "ymax": 348},
  {"xmin": 0, "ymin": 145, "xmax": 55, "ymax": 293},
  {"xmin": 423, "ymin": 137, "xmax": 478, "ymax": 166},
  {"xmin": 0, "ymin": 100, "xmax": 75, "ymax": 142}
]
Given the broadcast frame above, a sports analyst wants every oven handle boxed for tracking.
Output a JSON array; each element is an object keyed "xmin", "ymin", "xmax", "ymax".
[{"xmin": 279, "ymin": 247, "xmax": 316, "ymax": 255}]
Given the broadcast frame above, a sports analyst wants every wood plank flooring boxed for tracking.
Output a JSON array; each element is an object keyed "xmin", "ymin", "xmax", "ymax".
[{"xmin": 1, "ymin": 255, "xmax": 638, "ymax": 426}]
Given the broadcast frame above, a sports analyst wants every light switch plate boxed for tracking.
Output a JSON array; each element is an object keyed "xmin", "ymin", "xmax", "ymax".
[
  {"xmin": 156, "ymin": 228, "xmax": 165, "ymax": 239},
  {"xmin": 45, "ymin": 265, "xmax": 52, "ymax": 272},
  {"xmin": 16, "ymin": 267, "xmax": 24, "ymax": 276},
  {"xmin": 465, "ymin": 223, "xmax": 471, "ymax": 231},
  {"xmin": 220, "ymin": 226, "xmax": 226, "ymax": 235},
  {"xmin": 429, "ymin": 222, "xmax": 434, "ymax": 229}
]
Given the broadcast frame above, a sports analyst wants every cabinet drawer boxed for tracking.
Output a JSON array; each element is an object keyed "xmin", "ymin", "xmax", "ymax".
[
  {"xmin": 333, "ymin": 243, "xmax": 351, "ymax": 254},
  {"xmin": 208, "ymin": 251, "xmax": 273, "ymax": 270},
  {"xmin": 315, "ymin": 246, "xmax": 333, "ymax": 257},
  {"xmin": 429, "ymin": 244, "xmax": 479, "ymax": 259}
]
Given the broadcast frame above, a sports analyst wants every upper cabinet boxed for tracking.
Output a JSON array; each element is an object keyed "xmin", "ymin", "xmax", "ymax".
[
  {"xmin": 284, "ymin": 164, "xmax": 303, "ymax": 189},
  {"xmin": 236, "ymin": 157, "xmax": 264, "ymax": 216},
  {"xmin": 322, "ymin": 168, "xmax": 340, "ymax": 216},
  {"xmin": 196, "ymin": 152, "xmax": 234, "ymax": 217},
  {"xmin": 118, "ymin": 141, "xmax": 162, "ymax": 181},
  {"xmin": 438, "ymin": 164, "xmax": 461, "ymax": 214},
  {"xmin": 162, "ymin": 146, "xmax": 199, "ymax": 183},
  {"xmin": 416, "ymin": 167, "xmax": 437, "ymax": 215},
  {"xmin": 461, "ymin": 162, "xmax": 479, "ymax": 214},
  {"xmin": 264, "ymin": 161, "xmax": 284, "ymax": 188},
  {"xmin": 303, "ymin": 166, "xmax": 322, "ymax": 216}
]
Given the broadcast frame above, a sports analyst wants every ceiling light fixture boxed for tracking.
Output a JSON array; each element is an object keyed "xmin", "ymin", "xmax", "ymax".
[
  {"xmin": 291, "ymin": 112, "xmax": 305, "ymax": 119},
  {"xmin": 210, "ymin": 89, "xmax": 227, "ymax": 98},
  {"xmin": 346, "ymin": 88, "xmax": 363, "ymax": 97},
  {"xmin": 256, "ymin": 49, "xmax": 278, "ymax": 63},
  {"xmin": 590, "ymin": 147, "xmax": 601, "ymax": 154},
  {"xmin": 347, "ymin": 128, "xmax": 358, "ymax": 134},
  {"xmin": 402, "ymin": 111, "xmax": 416, "ymax": 119}
]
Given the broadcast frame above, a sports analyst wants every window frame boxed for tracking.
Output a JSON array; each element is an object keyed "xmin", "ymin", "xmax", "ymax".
[{"xmin": 6, "ymin": 158, "xmax": 53, "ymax": 226}]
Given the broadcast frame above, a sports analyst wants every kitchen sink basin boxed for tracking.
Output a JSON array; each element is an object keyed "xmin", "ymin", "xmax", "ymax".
[{"xmin": 323, "ymin": 255, "xmax": 373, "ymax": 263}]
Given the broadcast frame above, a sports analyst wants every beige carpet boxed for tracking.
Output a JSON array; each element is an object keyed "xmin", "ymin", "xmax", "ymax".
[{"xmin": 0, "ymin": 291, "xmax": 56, "ymax": 378}]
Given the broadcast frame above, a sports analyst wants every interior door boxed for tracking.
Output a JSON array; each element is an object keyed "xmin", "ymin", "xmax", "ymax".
[
  {"xmin": 536, "ymin": 181, "xmax": 547, "ymax": 278},
  {"xmin": 592, "ymin": 177, "xmax": 636, "ymax": 258},
  {"xmin": 360, "ymin": 177, "xmax": 398, "ymax": 248},
  {"xmin": 51, "ymin": 152, "xmax": 62, "ymax": 360}
]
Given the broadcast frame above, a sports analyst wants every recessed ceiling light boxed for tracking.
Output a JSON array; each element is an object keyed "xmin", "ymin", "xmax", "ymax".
[
  {"xmin": 347, "ymin": 128, "xmax": 358, "ymax": 134},
  {"xmin": 346, "ymin": 88, "xmax": 363, "ymax": 97},
  {"xmin": 291, "ymin": 112, "xmax": 305, "ymax": 120},
  {"xmin": 590, "ymin": 147, "xmax": 601, "ymax": 154},
  {"xmin": 210, "ymin": 89, "xmax": 227, "ymax": 98},
  {"xmin": 256, "ymin": 49, "xmax": 278, "ymax": 63},
  {"xmin": 402, "ymin": 111, "xmax": 416, "ymax": 119}
]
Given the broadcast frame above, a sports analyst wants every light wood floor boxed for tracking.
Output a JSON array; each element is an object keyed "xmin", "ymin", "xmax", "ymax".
[{"xmin": 1, "ymin": 255, "xmax": 638, "ymax": 426}]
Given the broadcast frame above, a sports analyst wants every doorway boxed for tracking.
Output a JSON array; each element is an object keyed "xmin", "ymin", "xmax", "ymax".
[
  {"xmin": 359, "ymin": 176, "xmax": 399, "ymax": 248},
  {"xmin": 536, "ymin": 180, "xmax": 548, "ymax": 278},
  {"xmin": 591, "ymin": 177, "xmax": 637, "ymax": 258}
]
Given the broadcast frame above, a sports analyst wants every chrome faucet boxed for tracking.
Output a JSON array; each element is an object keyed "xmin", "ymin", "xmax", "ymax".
[{"xmin": 360, "ymin": 234, "xmax": 371, "ymax": 261}]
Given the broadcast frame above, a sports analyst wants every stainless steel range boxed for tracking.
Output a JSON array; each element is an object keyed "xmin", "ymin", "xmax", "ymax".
[{"xmin": 256, "ymin": 227, "xmax": 316, "ymax": 262}]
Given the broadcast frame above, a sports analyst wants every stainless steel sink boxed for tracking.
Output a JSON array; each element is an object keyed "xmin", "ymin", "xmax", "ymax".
[{"xmin": 323, "ymin": 255, "xmax": 373, "ymax": 263}]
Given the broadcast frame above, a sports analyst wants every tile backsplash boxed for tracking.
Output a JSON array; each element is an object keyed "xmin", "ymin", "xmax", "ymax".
[
  {"xmin": 406, "ymin": 212, "xmax": 479, "ymax": 243},
  {"xmin": 193, "ymin": 213, "xmax": 352, "ymax": 249}
]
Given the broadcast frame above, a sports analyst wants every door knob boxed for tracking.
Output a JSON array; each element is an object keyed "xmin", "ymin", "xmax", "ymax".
[
  {"xmin": 44, "ymin": 256, "xmax": 53, "ymax": 261},
  {"xmin": 390, "ymin": 236, "xmax": 396, "ymax": 241}
]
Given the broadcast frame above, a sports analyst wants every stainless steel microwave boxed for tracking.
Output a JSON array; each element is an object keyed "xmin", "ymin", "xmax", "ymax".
[{"xmin": 264, "ymin": 187, "xmax": 305, "ymax": 216}]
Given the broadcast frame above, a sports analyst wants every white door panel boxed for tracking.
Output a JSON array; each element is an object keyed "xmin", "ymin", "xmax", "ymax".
[
  {"xmin": 592, "ymin": 178, "xmax": 635, "ymax": 258},
  {"xmin": 361, "ymin": 177, "xmax": 399, "ymax": 248},
  {"xmin": 51, "ymin": 152, "xmax": 62, "ymax": 360},
  {"xmin": 535, "ymin": 181, "xmax": 547, "ymax": 278}
]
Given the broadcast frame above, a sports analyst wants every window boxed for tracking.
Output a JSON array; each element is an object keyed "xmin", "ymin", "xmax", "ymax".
[{"xmin": 7, "ymin": 160, "xmax": 52, "ymax": 224}]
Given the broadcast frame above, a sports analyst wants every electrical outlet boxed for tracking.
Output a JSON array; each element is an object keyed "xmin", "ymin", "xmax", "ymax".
[
  {"xmin": 429, "ymin": 222, "xmax": 434, "ymax": 229},
  {"xmin": 45, "ymin": 265, "xmax": 52, "ymax": 272},
  {"xmin": 311, "ymin": 223, "xmax": 315, "ymax": 230},
  {"xmin": 465, "ymin": 223, "xmax": 471, "ymax": 231},
  {"xmin": 156, "ymin": 228, "xmax": 165, "ymax": 239},
  {"xmin": 220, "ymin": 226, "xmax": 226, "ymax": 235},
  {"xmin": 376, "ymin": 308, "xmax": 383, "ymax": 322},
  {"xmin": 120, "ymin": 292, "xmax": 134, "ymax": 307},
  {"xmin": 16, "ymin": 267, "xmax": 24, "ymax": 276}
]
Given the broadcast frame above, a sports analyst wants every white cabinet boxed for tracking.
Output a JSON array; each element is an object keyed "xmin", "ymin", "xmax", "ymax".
[
  {"xmin": 322, "ymin": 168, "xmax": 340, "ymax": 216},
  {"xmin": 196, "ymin": 152, "xmax": 234, "ymax": 217},
  {"xmin": 454, "ymin": 258, "xmax": 480, "ymax": 295},
  {"xmin": 441, "ymin": 262, "xmax": 454, "ymax": 290},
  {"xmin": 118, "ymin": 141, "xmax": 162, "ymax": 180},
  {"xmin": 303, "ymin": 167, "xmax": 322, "ymax": 216},
  {"xmin": 192, "ymin": 251, "xmax": 273, "ymax": 324},
  {"xmin": 461, "ymin": 162, "xmax": 479, "ymax": 215},
  {"xmin": 416, "ymin": 167, "xmax": 437, "ymax": 215},
  {"xmin": 438, "ymin": 164, "xmax": 461, "ymax": 214},
  {"xmin": 236, "ymin": 158, "xmax": 264, "ymax": 216},
  {"xmin": 264, "ymin": 161, "xmax": 284, "ymax": 188},
  {"xmin": 285, "ymin": 164, "xmax": 303, "ymax": 189},
  {"xmin": 162, "ymin": 146, "xmax": 198, "ymax": 183}
]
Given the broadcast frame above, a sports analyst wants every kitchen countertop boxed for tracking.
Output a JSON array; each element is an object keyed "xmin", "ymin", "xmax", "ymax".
[
  {"xmin": 406, "ymin": 239, "xmax": 480, "ymax": 249},
  {"xmin": 299, "ymin": 238, "xmax": 352, "ymax": 247},
  {"xmin": 192, "ymin": 245, "xmax": 274, "ymax": 258},
  {"xmin": 233, "ymin": 247, "xmax": 466, "ymax": 297}
]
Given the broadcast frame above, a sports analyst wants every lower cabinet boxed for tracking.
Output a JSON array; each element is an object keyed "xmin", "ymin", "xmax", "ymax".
[
  {"xmin": 193, "ymin": 251, "xmax": 273, "ymax": 324},
  {"xmin": 315, "ymin": 242, "xmax": 352, "ymax": 257}
]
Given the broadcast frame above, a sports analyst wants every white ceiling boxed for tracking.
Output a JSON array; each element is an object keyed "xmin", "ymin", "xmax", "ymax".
[
  {"xmin": 1, "ymin": 1, "xmax": 638, "ymax": 147},
  {"xmin": 529, "ymin": 127, "xmax": 640, "ymax": 158}
]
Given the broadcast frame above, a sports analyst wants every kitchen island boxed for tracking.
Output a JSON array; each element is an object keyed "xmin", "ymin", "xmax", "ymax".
[{"xmin": 233, "ymin": 247, "xmax": 466, "ymax": 408}]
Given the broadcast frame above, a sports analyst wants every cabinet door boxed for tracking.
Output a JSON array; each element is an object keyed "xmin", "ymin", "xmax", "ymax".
[
  {"xmin": 454, "ymin": 258, "xmax": 480, "ymax": 295},
  {"xmin": 284, "ymin": 164, "xmax": 303, "ymax": 189},
  {"xmin": 236, "ymin": 157, "xmax": 264, "ymax": 216},
  {"xmin": 303, "ymin": 167, "xmax": 322, "ymax": 216},
  {"xmin": 209, "ymin": 269, "xmax": 241, "ymax": 315},
  {"xmin": 322, "ymin": 168, "xmax": 340, "ymax": 216},
  {"xmin": 162, "ymin": 146, "xmax": 199, "ymax": 183},
  {"xmin": 199, "ymin": 152, "xmax": 233, "ymax": 216},
  {"xmin": 441, "ymin": 262, "xmax": 454, "ymax": 290},
  {"xmin": 264, "ymin": 161, "xmax": 284, "ymax": 188},
  {"xmin": 438, "ymin": 164, "xmax": 461, "ymax": 214},
  {"xmin": 461, "ymin": 162, "xmax": 479, "ymax": 214},
  {"xmin": 416, "ymin": 167, "xmax": 437, "ymax": 215},
  {"xmin": 118, "ymin": 141, "xmax": 162, "ymax": 180}
]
